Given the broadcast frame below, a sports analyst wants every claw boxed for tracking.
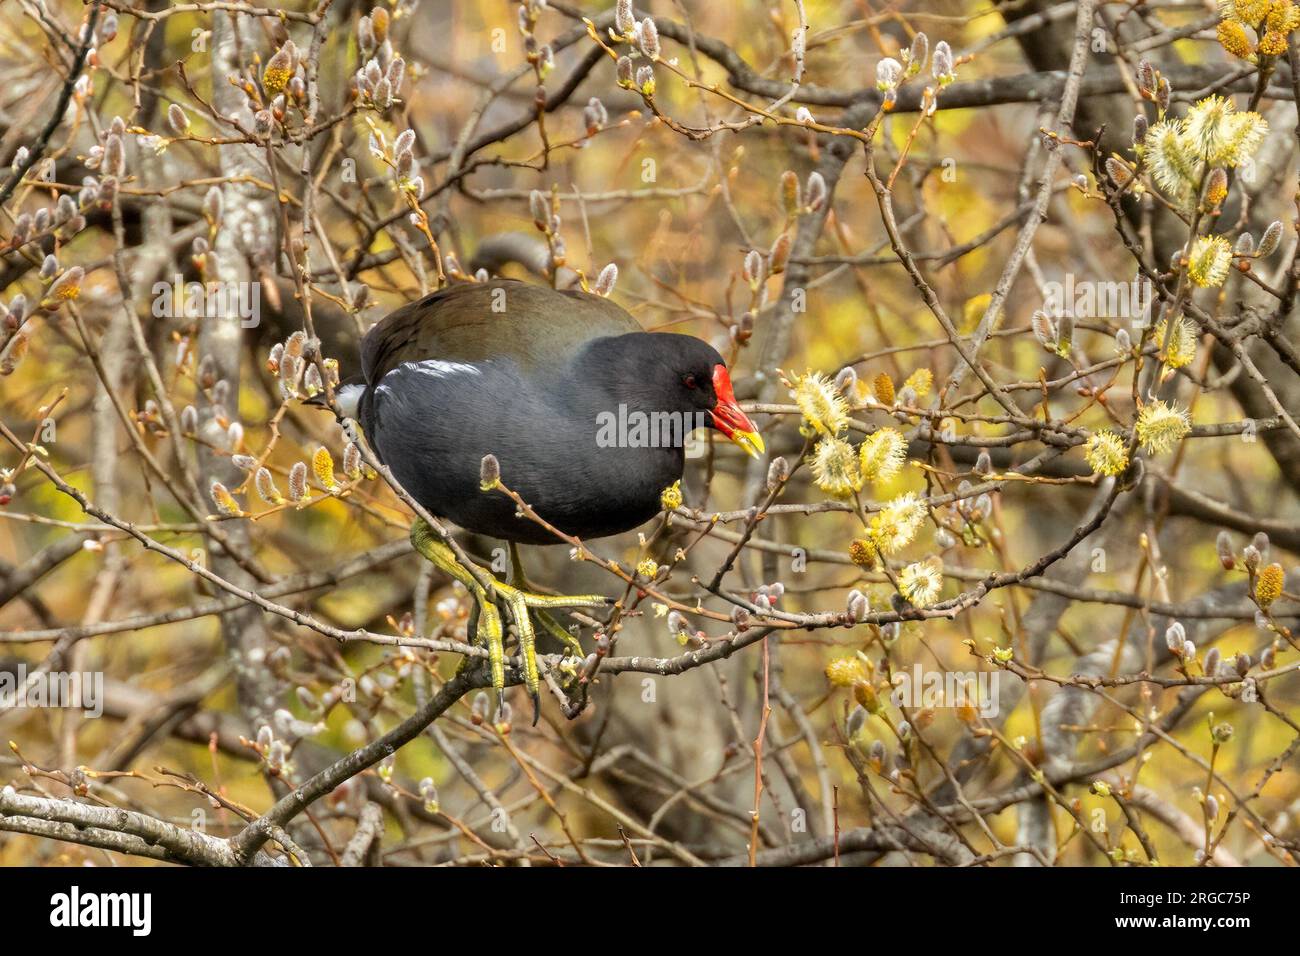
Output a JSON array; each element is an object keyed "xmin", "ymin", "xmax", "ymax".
[{"xmin": 410, "ymin": 518, "xmax": 606, "ymax": 724}]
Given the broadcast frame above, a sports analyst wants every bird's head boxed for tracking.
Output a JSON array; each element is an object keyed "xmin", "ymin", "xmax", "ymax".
[{"xmin": 588, "ymin": 332, "xmax": 764, "ymax": 458}]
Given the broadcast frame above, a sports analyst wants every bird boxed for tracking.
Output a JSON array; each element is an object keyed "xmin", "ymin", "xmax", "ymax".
[{"xmin": 334, "ymin": 278, "xmax": 763, "ymax": 716}]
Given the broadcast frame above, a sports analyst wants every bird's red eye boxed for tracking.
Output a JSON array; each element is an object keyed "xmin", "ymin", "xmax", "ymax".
[{"xmin": 683, "ymin": 374, "xmax": 698, "ymax": 389}]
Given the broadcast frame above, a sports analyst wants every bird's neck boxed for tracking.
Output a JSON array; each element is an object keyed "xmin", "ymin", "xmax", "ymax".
[
  {"xmin": 568, "ymin": 333, "xmax": 664, "ymax": 412},
  {"xmin": 563, "ymin": 334, "xmax": 691, "ymax": 493}
]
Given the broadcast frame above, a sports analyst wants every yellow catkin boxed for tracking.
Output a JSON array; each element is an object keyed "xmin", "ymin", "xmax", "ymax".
[
  {"xmin": 371, "ymin": 6, "xmax": 391, "ymax": 42},
  {"xmin": 1266, "ymin": 0, "xmax": 1300, "ymax": 33},
  {"xmin": 659, "ymin": 480, "xmax": 682, "ymax": 511},
  {"xmin": 825, "ymin": 657, "xmax": 866, "ymax": 687},
  {"xmin": 1257, "ymin": 29, "xmax": 1288, "ymax": 54},
  {"xmin": 848, "ymin": 538, "xmax": 876, "ymax": 568},
  {"xmin": 903, "ymin": 367, "xmax": 933, "ymax": 397},
  {"xmin": 898, "ymin": 560, "xmax": 943, "ymax": 607},
  {"xmin": 1135, "ymin": 401, "xmax": 1191, "ymax": 455},
  {"xmin": 263, "ymin": 66, "xmax": 291, "ymax": 96},
  {"xmin": 792, "ymin": 371, "xmax": 848, "ymax": 436},
  {"xmin": 1217, "ymin": 20, "xmax": 1254, "ymax": 58},
  {"xmin": 210, "ymin": 481, "xmax": 241, "ymax": 516},
  {"xmin": 1085, "ymin": 430, "xmax": 1129, "ymax": 476},
  {"xmin": 872, "ymin": 372, "xmax": 896, "ymax": 405},
  {"xmin": 1156, "ymin": 316, "xmax": 1198, "ymax": 369},
  {"xmin": 868, "ymin": 492, "xmax": 927, "ymax": 555},
  {"xmin": 1235, "ymin": 0, "xmax": 1271, "ymax": 24},
  {"xmin": 254, "ymin": 467, "xmax": 284, "ymax": 505},
  {"xmin": 809, "ymin": 437, "xmax": 862, "ymax": 499},
  {"xmin": 1188, "ymin": 236, "xmax": 1233, "ymax": 287},
  {"xmin": 1206, "ymin": 171, "xmax": 1229, "ymax": 206},
  {"xmin": 853, "ymin": 680, "xmax": 881, "ymax": 714},
  {"xmin": 859, "ymin": 427, "xmax": 907, "ymax": 484},
  {"xmin": 1255, "ymin": 563, "xmax": 1284, "ymax": 607},
  {"xmin": 312, "ymin": 446, "xmax": 338, "ymax": 491}
]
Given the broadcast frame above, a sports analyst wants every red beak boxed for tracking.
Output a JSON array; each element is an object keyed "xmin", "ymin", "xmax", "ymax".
[{"xmin": 709, "ymin": 365, "xmax": 765, "ymax": 458}]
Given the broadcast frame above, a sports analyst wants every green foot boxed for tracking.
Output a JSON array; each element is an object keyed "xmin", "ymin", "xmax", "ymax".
[{"xmin": 410, "ymin": 518, "xmax": 606, "ymax": 723}]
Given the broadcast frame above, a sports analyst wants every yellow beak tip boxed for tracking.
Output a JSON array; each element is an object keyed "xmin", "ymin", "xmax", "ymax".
[{"xmin": 733, "ymin": 430, "xmax": 765, "ymax": 459}]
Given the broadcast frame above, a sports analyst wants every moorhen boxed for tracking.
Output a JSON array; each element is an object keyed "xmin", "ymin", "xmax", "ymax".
[{"xmin": 337, "ymin": 279, "xmax": 763, "ymax": 713}]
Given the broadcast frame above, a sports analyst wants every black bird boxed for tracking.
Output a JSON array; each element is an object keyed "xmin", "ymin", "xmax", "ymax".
[{"xmin": 337, "ymin": 279, "xmax": 763, "ymax": 710}]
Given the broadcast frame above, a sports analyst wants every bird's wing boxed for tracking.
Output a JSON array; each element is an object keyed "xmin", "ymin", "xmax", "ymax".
[{"xmin": 360, "ymin": 279, "xmax": 642, "ymax": 385}]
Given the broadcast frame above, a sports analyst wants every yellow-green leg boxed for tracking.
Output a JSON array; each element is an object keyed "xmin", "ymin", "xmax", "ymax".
[
  {"xmin": 508, "ymin": 541, "xmax": 587, "ymax": 658},
  {"xmin": 411, "ymin": 519, "xmax": 606, "ymax": 722}
]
